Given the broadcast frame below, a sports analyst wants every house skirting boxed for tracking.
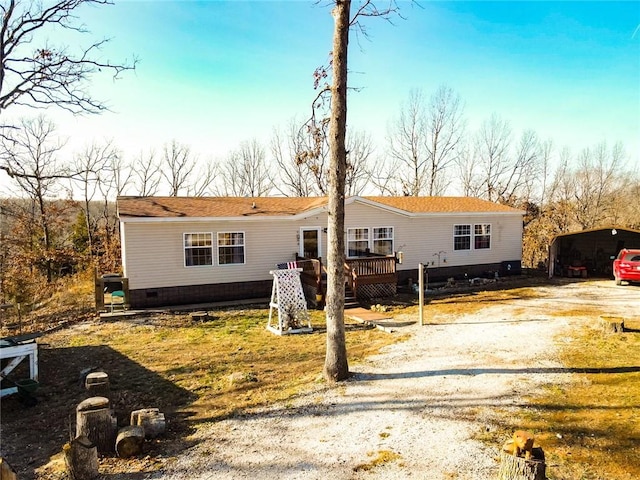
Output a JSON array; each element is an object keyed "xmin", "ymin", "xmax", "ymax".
[
  {"xmin": 128, "ymin": 279, "xmax": 273, "ymax": 309},
  {"xmin": 397, "ymin": 261, "xmax": 521, "ymax": 286}
]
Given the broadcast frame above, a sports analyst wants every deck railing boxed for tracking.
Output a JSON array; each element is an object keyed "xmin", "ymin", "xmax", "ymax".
[
  {"xmin": 345, "ymin": 256, "xmax": 397, "ymax": 298},
  {"xmin": 295, "ymin": 254, "xmax": 397, "ymax": 302},
  {"xmin": 295, "ymin": 255, "xmax": 323, "ymax": 298}
]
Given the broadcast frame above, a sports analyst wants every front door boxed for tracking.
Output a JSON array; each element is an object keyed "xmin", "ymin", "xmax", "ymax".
[{"xmin": 300, "ymin": 228, "xmax": 321, "ymax": 259}]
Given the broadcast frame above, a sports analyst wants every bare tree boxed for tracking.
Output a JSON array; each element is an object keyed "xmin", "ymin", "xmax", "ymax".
[
  {"xmin": 130, "ymin": 149, "xmax": 161, "ymax": 197},
  {"xmin": 474, "ymin": 113, "xmax": 512, "ymax": 201},
  {"xmin": 72, "ymin": 140, "xmax": 119, "ymax": 260},
  {"xmin": 0, "ymin": 116, "xmax": 69, "ymax": 281},
  {"xmin": 386, "ymin": 85, "xmax": 464, "ymax": 196},
  {"xmin": 425, "ymin": 85, "xmax": 464, "ymax": 195},
  {"xmin": 538, "ymin": 139, "xmax": 554, "ymax": 209},
  {"xmin": 368, "ymin": 155, "xmax": 402, "ymax": 195},
  {"xmin": 0, "ymin": 0, "xmax": 135, "ymax": 117},
  {"xmin": 217, "ymin": 139, "xmax": 272, "ymax": 197},
  {"xmin": 318, "ymin": 0, "xmax": 400, "ymax": 382},
  {"xmin": 501, "ymin": 129, "xmax": 541, "ymax": 205},
  {"xmin": 187, "ymin": 158, "xmax": 219, "ymax": 197},
  {"xmin": 271, "ymin": 119, "xmax": 317, "ymax": 197},
  {"xmin": 455, "ymin": 139, "xmax": 482, "ymax": 198},
  {"xmin": 387, "ymin": 88, "xmax": 427, "ymax": 195},
  {"xmin": 323, "ymin": 0, "xmax": 352, "ymax": 382},
  {"xmin": 160, "ymin": 140, "xmax": 195, "ymax": 197},
  {"xmin": 345, "ymin": 129, "xmax": 373, "ymax": 195},
  {"xmin": 572, "ymin": 142, "xmax": 626, "ymax": 229}
]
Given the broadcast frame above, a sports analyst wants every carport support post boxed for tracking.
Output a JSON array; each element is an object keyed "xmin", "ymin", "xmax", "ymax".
[{"xmin": 419, "ymin": 263, "xmax": 424, "ymax": 326}]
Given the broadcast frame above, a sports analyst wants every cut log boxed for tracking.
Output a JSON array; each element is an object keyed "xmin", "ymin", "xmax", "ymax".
[
  {"xmin": 85, "ymin": 371, "xmax": 110, "ymax": 397},
  {"xmin": 115, "ymin": 426, "xmax": 145, "ymax": 458},
  {"xmin": 63, "ymin": 435, "xmax": 99, "ymax": 480},
  {"xmin": 130, "ymin": 408, "xmax": 166, "ymax": 438},
  {"xmin": 600, "ymin": 315, "xmax": 624, "ymax": 333},
  {"xmin": 76, "ymin": 397, "xmax": 117, "ymax": 455},
  {"xmin": 0, "ymin": 457, "xmax": 19, "ymax": 480},
  {"xmin": 497, "ymin": 450, "xmax": 546, "ymax": 480}
]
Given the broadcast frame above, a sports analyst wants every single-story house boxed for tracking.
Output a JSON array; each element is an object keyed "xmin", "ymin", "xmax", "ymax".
[
  {"xmin": 548, "ymin": 227, "xmax": 640, "ymax": 278},
  {"xmin": 116, "ymin": 196, "xmax": 524, "ymax": 308}
]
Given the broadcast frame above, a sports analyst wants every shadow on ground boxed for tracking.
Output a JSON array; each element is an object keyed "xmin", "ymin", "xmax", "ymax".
[{"xmin": 1, "ymin": 344, "xmax": 197, "ymax": 480}]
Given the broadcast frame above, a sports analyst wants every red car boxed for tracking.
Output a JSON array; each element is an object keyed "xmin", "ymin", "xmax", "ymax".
[{"xmin": 613, "ymin": 249, "xmax": 640, "ymax": 285}]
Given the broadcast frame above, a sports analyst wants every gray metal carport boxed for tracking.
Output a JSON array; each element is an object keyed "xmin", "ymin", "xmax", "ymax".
[{"xmin": 548, "ymin": 227, "xmax": 640, "ymax": 278}]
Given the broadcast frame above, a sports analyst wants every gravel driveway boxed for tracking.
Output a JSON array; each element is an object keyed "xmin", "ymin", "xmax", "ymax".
[{"xmin": 151, "ymin": 280, "xmax": 639, "ymax": 480}]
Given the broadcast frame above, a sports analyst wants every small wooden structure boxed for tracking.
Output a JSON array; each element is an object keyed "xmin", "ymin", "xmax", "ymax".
[
  {"xmin": 267, "ymin": 268, "xmax": 312, "ymax": 335},
  {"xmin": 0, "ymin": 339, "xmax": 38, "ymax": 398}
]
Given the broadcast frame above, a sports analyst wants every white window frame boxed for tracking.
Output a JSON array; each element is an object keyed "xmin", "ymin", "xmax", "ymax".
[
  {"xmin": 372, "ymin": 226, "xmax": 394, "ymax": 256},
  {"xmin": 453, "ymin": 224, "xmax": 471, "ymax": 251},
  {"xmin": 184, "ymin": 232, "xmax": 213, "ymax": 267},
  {"xmin": 347, "ymin": 227, "xmax": 370, "ymax": 258},
  {"xmin": 217, "ymin": 231, "xmax": 246, "ymax": 265},
  {"xmin": 474, "ymin": 223, "xmax": 491, "ymax": 250}
]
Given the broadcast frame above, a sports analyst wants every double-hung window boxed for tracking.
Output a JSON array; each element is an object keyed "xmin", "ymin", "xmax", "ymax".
[
  {"xmin": 453, "ymin": 225, "xmax": 471, "ymax": 251},
  {"xmin": 217, "ymin": 232, "xmax": 245, "ymax": 265},
  {"xmin": 347, "ymin": 228, "xmax": 369, "ymax": 257},
  {"xmin": 184, "ymin": 233, "xmax": 213, "ymax": 267},
  {"xmin": 373, "ymin": 227, "xmax": 394, "ymax": 255},
  {"xmin": 474, "ymin": 224, "xmax": 491, "ymax": 249}
]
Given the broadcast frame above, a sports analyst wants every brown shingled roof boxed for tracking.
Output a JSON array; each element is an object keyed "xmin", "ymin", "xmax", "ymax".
[
  {"xmin": 117, "ymin": 196, "xmax": 521, "ymax": 219},
  {"xmin": 117, "ymin": 196, "xmax": 329, "ymax": 218},
  {"xmin": 364, "ymin": 196, "xmax": 520, "ymax": 213}
]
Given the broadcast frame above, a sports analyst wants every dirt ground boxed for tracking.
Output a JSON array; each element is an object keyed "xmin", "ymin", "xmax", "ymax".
[{"xmin": 1, "ymin": 278, "xmax": 638, "ymax": 479}]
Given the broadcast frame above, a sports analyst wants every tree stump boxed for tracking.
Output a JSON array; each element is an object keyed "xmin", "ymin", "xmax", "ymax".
[
  {"xmin": 85, "ymin": 371, "xmax": 110, "ymax": 397},
  {"xmin": 63, "ymin": 435, "xmax": 99, "ymax": 480},
  {"xmin": 0, "ymin": 457, "xmax": 19, "ymax": 480},
  {"xmin": 131, "ymin": 408, "xmax": 166, "ymax": 438},
  {"xmin": 497, "ymin": 450, "xmax": 546, "ymax": 480},
  {"xmin": 115, "ymin": 426, "xmax": 145, "ymax": 458},
  {"xmin": 76, "ymin": 397, "xmax": 117, "ymax": 455},
  {"xmin": 600, "ymin": 315, "xmax": 624, "ymax": 333}
]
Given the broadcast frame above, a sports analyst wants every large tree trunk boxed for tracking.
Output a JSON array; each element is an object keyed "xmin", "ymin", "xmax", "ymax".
[{"xmin": 324, "ymin": 0, "xmax": 351, "ymax": 382}]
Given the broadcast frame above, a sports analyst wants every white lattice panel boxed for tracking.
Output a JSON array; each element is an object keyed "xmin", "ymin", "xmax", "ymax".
[{"xmin": 267, "ymin": 268, "xmax": 311, "ymax": 335}]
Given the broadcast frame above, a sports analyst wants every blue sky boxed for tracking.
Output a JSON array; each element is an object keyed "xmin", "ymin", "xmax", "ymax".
[{"xmin": 4, "ymin": 0, "xmax": 640, "ymax": 192}]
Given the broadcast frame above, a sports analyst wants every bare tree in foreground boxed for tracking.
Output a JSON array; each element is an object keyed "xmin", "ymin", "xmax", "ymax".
[{"xmin": 319, "ymin": 0, "xmax": 400, "ymax": 382}]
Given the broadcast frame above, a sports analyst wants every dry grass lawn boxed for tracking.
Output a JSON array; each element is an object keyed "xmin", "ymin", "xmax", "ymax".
[{"xmin": 2, "ymin": 277, "xmax": 638, "ymax": 480}]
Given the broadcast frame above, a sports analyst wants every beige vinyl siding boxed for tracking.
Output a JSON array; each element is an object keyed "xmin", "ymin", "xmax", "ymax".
[
  {"xmin": 122, "ymin": 220, "xmax": 299, "ymax": 289},
  {"xmin": 121, "ymin": 200, "xmax": 522, "ymax": 290},
  {"xmin": 344, "ymin": 200, "xmax": 522, "ymax": 272}
]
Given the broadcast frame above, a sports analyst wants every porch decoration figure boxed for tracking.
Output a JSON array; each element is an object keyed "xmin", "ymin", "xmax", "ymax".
[{"xmin": 267, "ymin": 268, "xmax": 312, "ymax": 335}]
